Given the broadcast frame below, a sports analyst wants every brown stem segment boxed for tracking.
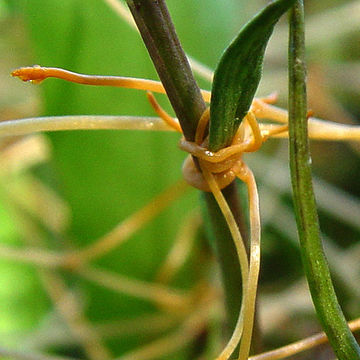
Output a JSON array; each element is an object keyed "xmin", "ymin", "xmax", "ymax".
[{"xmin": 126, "ymin": 0, "xmax": 206, "ymax": 141}]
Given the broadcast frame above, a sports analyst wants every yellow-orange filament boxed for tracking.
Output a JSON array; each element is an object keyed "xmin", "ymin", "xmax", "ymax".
[
  {"xmin": 11, "ymin": 65, "xmax": 212, "ymax": 102},
  {"xmin": 146, "ymin": 92, "xmax": 182, "ymax": 133}
]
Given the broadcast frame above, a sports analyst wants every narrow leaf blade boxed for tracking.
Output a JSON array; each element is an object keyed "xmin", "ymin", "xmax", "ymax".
[{"xmin": 209, "ymin": 0, "xmax": 296, "ymax": 151}]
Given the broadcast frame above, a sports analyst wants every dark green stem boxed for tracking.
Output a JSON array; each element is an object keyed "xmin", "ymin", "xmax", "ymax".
[
  {"xmin": 126, "ymin": 0, "xmax": 205, "ymax": 141},
  {"xmin": 126, "ymin": 0, "xmax": 249, "ymax": 347},
  {"xmin": 288, "ymin": 2, "xmax": 360, "ymax": 359}
]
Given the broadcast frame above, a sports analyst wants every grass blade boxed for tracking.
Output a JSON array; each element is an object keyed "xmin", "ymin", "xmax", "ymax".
[{"xmin": 288, "ymin": 2, "xmax": 360, "ymax": 359}]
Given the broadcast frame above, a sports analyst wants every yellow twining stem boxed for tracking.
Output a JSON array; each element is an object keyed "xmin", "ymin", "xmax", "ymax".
[
  {"xmin": 146, "ymin": 91, "xmax": 182, "ymax": 133},
  {"xmin": 12, "ymin": 65, "xmax": 360, "ymax": 143},
  {"xmin": 200, "ymin": 162, "xmax": 248, "ymax": 360},
  {"xmin": 236, "ymin": 165, "xmax": 261, "ymax": 360},
  {"xmin": 11, "ymin": 65, "xmax": 212, "ymax": 102},
  {"xmin": 12, "ymin": 65, "xmax": 167, "ymax": 93}
]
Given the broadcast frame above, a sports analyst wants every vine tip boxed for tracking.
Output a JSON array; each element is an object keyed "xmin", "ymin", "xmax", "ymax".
[{"xmin": 11, "ymin": 65, "xmax": 45, "ymax": 84}]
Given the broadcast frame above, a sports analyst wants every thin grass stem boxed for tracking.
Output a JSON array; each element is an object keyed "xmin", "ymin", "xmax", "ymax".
[
  {"xmin": 250, "ymin": 317, "xmax": 360, "ymax": 360},
  {"xmin": 114, "ymin": 300, "xmax": 214, "ymax": 360},
  {"xmin": 3, "ymin": 113, "xmax": 360, "ymax": 144},
  {"xmin": 95, "ymin": 313, "xmax": 181, "ymax": 339},
  {"xmin": 0, "ymin": 245, "xmax": 63, "ymax": 267},
  {"xmin": 155, "ymin": 210, "xmax": 201, "ymax": 284},
  {"xmin": 237, "ymin": 166, "xmax": 261, "ymax": 360},
  {"xmin": 76, "ymin": 265, "xmax": 189, "ymax": 312},
  {"xmin": 0, "ymin": 347, "xmax": 80, "ymax": 360},
  {"xmin": 288, "ymin": 2, "xmax": 360, "ymax": 358},
  {"xmin": 73, "ymin": 179, "xmax": 188, "ymax": 264},
  {"xmin": 39, "ymin": 271, "xmax": 112, "ymax": 360},
  {"xmin": 0, "ymin": 244, "xmax": 194, "ymax": 313},
  {"xmin": 0, "ymin": 115, "xmax": 175, "ymax": 136}
]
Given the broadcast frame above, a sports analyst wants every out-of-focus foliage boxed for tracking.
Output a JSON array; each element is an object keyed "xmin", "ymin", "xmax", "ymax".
[{"xmin": 0, "ymin": 0, "xmax": 359, "ymax": 359}]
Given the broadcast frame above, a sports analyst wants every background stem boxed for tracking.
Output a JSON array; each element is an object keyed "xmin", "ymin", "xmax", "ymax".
[{"xmin": 288, "ymin": 2, "xmax": 360, "ymax": 359}]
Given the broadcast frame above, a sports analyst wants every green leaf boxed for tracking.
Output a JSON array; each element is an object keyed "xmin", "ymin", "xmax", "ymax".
[{"xmin": 209, "ymin": 0, "xmax": 296, "ymax": 151}]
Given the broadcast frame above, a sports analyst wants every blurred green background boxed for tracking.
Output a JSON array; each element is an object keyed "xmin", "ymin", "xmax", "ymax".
[{"xmin": 0, "ymin": 0, "xmax": 360, "ymax": 359}]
